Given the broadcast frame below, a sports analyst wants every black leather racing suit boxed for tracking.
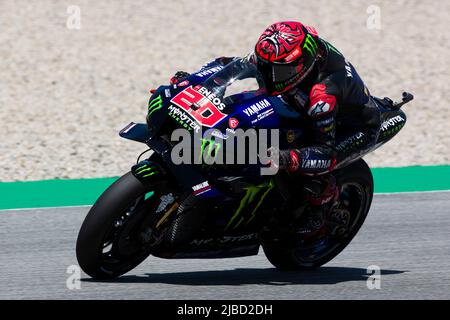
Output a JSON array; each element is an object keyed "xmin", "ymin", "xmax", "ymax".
[
  {"xmin": 170, "ymin": 45, "xmax": 381, "ymax": 178},
  {"xmin": 166, "ymin": 45, "xmax": 382, "ymax": 244},
  {"xmin": 280, "ymin": 38, "xmax": 381, "ymax": 175}
]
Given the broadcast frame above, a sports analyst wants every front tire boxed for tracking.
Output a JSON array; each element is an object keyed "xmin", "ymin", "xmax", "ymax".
[
  {"xmin": 76, "ymin": 172, "xmax": 160, "ymax": 279},
  {"xmin": 263, "ymin": 159, "xmax": 374, "ymax": 270}
]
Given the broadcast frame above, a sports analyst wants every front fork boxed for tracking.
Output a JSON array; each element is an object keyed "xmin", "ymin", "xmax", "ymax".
[{"xmin": 131, "ymin": 154, "xmax": 217, "ymax": 236}]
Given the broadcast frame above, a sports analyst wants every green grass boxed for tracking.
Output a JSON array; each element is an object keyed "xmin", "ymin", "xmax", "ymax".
[{"xmin": 0, "ymin": 165, "xmax": 449, "ymax": 210}]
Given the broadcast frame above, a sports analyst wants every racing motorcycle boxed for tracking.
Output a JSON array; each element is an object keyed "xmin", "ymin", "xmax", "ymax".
[{"xmin": 76, "ymin": 56, "xmax": 413, "ymax": 279}]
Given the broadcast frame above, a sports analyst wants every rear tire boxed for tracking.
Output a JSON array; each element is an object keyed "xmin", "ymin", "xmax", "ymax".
[
  {"xmin": 76, "ymin": 172, "xmax": 157, "ymax": 279},
  {"xmin": 263, "ymin": 159, "xmax": 373, "ymax": 270}
]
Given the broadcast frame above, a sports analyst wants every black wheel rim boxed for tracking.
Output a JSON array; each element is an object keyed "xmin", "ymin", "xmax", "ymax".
[
  {"xmin": 100, "ymin": 191, "xmax": 157, "ymax": 272},
  {"xmin": 293, "ymin": 182, "xmax": 368, "ymax": 265}
]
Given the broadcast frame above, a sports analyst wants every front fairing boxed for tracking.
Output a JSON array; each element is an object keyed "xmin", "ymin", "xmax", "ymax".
[{"xmin": 146, "ymin": 56, "xmax": 307, "ymax": 149}]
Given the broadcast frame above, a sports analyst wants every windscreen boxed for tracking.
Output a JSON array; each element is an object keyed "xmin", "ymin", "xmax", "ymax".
[{"xmin": 202, "ymin": 55, "xmax": 267, "ymax": 105}]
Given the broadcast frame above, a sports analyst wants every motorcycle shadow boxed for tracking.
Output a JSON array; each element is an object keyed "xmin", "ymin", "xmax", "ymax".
[{"xmin": 84, "ymin": 267, "xmax": 406, "ymax": 286}]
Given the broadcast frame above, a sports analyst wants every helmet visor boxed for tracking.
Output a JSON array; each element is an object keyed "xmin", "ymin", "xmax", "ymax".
[{"xmin": 256, "ymin": 55, "xmax": 315, "ymax": 94}]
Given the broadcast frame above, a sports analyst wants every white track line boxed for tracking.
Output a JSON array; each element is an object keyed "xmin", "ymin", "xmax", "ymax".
[
  {"xmin": 1, "ymin": 190, "xmax": 449, "ymax": 212},
  {"xmin": 0, "ymin": 205, "xmax": 92, "ymax": 212},
  {"xmin": 375, "ymin": 189, "xmax": 450, "ymax": 196}
]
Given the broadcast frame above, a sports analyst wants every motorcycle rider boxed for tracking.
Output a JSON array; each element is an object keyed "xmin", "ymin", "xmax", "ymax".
[
  {"xmin": 255, "ymin": 21, "xmax": 381, "ymax": 172},
  {"xmin": 168, "ymin": 21, "xmax": 382, "ymax": 241},
  {"xmin": 171, "ymin": 22, "xmax": 381, "ymax": 202},
  {"xmin": 254, "ymin": 21, "xmax": 382, "ymax": 234}
]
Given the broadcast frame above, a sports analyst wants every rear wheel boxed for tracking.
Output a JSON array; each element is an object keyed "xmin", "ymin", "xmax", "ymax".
[
  {"xmin": 76, "ymin": 172, "xmax": 176, "ymax": 279},
  {"xmin": 263, "ymin": 159, "xmax": 373, "ymax": 270}
]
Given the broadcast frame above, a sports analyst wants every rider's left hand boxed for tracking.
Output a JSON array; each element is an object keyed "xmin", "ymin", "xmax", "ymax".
[{"xmin": 170, "ymin": 71, "xmax": 190, "ymax": 84}]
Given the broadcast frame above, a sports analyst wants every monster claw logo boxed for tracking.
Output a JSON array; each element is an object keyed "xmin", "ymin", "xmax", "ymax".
[
  {"xmin": 256, "ymin": 22, "xmax": 306, "ymax": 62},
  {"xmin": 303, "ymin": 34, "xmax": 318, "ymax": 56},
  {"xmin": 148, "ymin": 95, "xmax": 163, "ymax": 116},
  {"xmin": 134, "ymin": 163, "xmax": 159, "ymax": 179},
  {"xmin": 225, "ymin": 181, "xmax": 274, "ymax": 230},
  {"xmin": 199, "ymin": 138, "xmax": 222, "ymax": 162},
  {"xmin": 275, "ymin": 83, "xmax": 286, "ymax": 91}
]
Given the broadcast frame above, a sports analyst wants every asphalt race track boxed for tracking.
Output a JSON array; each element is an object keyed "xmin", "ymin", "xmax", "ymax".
[{"xmin": 0, "ymin": 192, "xmax": 449, "ymax": 300}]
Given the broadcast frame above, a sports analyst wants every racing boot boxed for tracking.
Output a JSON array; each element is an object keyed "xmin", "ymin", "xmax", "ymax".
[{"xmin": 296, "ymin": 174, "xmax": 340, "ymax": 234}]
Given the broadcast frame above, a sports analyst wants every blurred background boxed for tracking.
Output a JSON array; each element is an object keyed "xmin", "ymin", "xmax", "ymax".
[{"xmin": 1, "ymin": 0, "xmax": 449, "ymax": 181}]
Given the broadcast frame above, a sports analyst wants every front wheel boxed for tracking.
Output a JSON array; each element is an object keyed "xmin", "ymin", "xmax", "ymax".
[
  {"xmin": 263, "ymin": 159, "xmax": 374, "ymax": 270},
  {"xmin": 76, "ymin": 172, "xmax": 176, "ymax": 279}
]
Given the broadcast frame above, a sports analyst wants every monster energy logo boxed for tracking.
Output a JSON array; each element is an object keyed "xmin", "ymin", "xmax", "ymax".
[
  {"xmin": 148, "ymin": 95, "xmax": 163, "ymax": 116},
  {"xmin": 275, "ymin": 83, "xmax": 286, "ymax": 91},
  {"xmin": 303, "ymin": 34, "xmax": 318, "ymax": 56},
  {"xmin": 200, "ymin": 138, "xmax": 222, "ymax": 162},
  {"xmin": 135, "ymin": 163, "xmax": 158, "ymax": 178},
  {"xmin": 325, "ymin": 41, "xmax": 342, "ymax": 56},
  {"xmin": 225, "ymin": 180, "xmax": 274, "ymax": 230}
]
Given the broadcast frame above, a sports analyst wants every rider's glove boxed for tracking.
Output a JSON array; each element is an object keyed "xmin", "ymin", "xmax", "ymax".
[
  {"xmin": 267, "ymin": 147, "xmax": 300, "ymax": 173},
  {"xmin": 170, "ymin": 71, "xmax": 190, "ymax": 84}
]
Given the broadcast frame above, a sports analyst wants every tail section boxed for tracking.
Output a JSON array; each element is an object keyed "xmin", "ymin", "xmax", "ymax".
[{"xmin": 373, "ymin": 91, "xmax": 413, "ymax": 146}]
